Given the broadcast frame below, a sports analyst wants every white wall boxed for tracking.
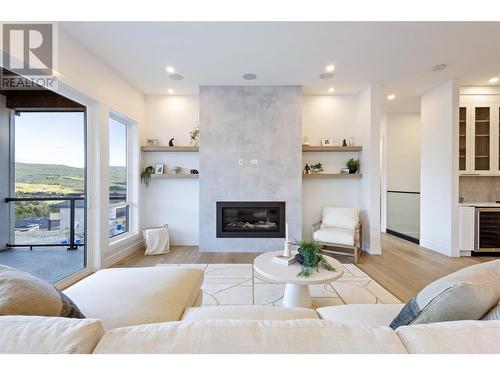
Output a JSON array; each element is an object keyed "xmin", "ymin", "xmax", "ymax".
[
  {"xmin": 384, "ymin": 113, "xmax": 421, "ymax": 239},
  {"xmin": 357, "ymin": 85, "xmax": 382, "ymax": 254},
  {"xmin": 302, "ymin": 95, "xmax": 362, "ymax": 239},
  {"xmin": 302, "ymin": 90, "xmax": 381, "ymax": 255},
  {"xmin": 142, "ymin": 96, "xmax": 199, "ymax": 245},
  {"xmin": 420, "ymin": 80, "xmax": 459, "ymax": 257},
  {"xmin": 54, "ymin": 29, "xmax": 146, "ymax": 277},
  {"xmin": 386, "ymin": 114, "xmax": 421, "ymax": 192}
]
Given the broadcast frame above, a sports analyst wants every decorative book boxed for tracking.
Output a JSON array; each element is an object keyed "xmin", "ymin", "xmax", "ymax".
[{"xmin": 272, "ymin": 255, "xmax": 295, "ymax": 265}]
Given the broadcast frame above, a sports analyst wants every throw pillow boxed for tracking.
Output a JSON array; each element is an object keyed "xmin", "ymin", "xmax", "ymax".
[
  {"xmin": 390, "ymin": 259, "xmax": 500, "ymax": 329},
  {"xmin": 0, "ymin": 265, "xmax": 85, "ymax": 318},
  {"xmin": 481, "ymin": 302, "xmax": 500, "ymax": 320}
]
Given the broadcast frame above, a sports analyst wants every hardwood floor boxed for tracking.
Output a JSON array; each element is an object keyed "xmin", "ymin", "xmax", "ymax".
[{"xmin": 114, "ymin": 232, "xmax": 496, "ymax": 303}]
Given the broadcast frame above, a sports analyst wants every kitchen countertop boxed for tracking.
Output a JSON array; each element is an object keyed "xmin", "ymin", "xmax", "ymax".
[{"xmin": 459, "ymin": 202, "xmax": 500, "ymax": 207}]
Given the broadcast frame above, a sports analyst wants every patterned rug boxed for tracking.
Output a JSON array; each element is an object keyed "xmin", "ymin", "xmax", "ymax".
[{"xmin": 157, "ymin": 263, "xmax": 400, "ymax": 308}]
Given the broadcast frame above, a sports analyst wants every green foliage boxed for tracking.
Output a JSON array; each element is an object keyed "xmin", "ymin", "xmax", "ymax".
[
  {"xmin": 311, "ymin": 163, "xmax": 323, "ymax": 172},
  {"xmin": 190, "ymin": 126, "xmax": 200, "ymax": 141},
  {"xmin": 141, "ymin": 166, "xmax": 155, "ymax": 187},
  {"xmin": 294, "ymin": 240, "xmax": 335, "ymax": 278},
  {"xmin": 346, "ymin": 158, "xmax": 360, "ymax": 171},
  {"xmin": 13, "ymin": 162, "xmax": 126, "ymax": 219}
]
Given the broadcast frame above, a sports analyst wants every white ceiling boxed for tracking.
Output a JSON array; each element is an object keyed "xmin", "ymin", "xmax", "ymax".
[{"xmin": 61, "ymin": 22, "xmax": 500, "ymax": 112}]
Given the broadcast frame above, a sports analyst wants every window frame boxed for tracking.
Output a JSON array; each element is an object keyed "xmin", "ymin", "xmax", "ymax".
[{"xmin": 108, "ymin": 112, "xmax": 132, "ymax": 240}]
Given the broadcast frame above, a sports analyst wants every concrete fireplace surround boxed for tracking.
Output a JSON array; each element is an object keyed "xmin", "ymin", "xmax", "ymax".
[{"xmin": 199, "ymin": 86, "xmax": 302, "ymax": 252}]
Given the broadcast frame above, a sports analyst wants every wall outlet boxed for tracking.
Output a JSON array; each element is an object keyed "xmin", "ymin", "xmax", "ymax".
[
  {"xmin": 238, "ymin": 159, "xmax": 244, "ymax": 166},
  {"xmin": 250, "ymin": 159, "xmax": 258, "ymax": 165}
]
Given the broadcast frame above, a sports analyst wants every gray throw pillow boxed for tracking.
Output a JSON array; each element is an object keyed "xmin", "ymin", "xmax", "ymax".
[
  {"xmin": 481, "ymin": 303, "xmax": 500, "ymax": 320},
  {"xmin": 390, "ymin": 260, "xmax": 500, "ymax": 329},
  {"xmin": 0, "ymin": 265, "xmax": 85, "ymax": 318}
]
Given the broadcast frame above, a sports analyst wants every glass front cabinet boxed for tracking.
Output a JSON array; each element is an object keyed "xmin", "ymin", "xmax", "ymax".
[{"xmin": 459, "ymin": 103, "xmax": 500, "ymax": 175}]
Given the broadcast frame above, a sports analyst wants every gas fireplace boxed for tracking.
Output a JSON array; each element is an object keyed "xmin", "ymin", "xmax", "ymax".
[{"xmin": 216, "ymin": 201, "xmax": 286, "ymax": 238}]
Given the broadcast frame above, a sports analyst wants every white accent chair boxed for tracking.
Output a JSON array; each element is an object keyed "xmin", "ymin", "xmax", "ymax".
[{"xmin": 312, "ymin": 207, "xmax": 362, "ymax": 263}]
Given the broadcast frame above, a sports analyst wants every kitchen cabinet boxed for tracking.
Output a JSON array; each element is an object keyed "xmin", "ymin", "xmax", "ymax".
[
  {"xmin": 459, "ymin": 206, "xmax": 475, "ymax": 251},
  {"xmin": 459, "ymin": 103, "xmax": 500, "ymax": 175}
]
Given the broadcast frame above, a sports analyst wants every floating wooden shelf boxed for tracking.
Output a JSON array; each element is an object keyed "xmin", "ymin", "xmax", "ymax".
[
  {"xmin": 141, "ymin": 146, "xmax": 199, "ymax": 152},
  {"xmin": 150, "ymin": 174, "xmax": 199, "ymax": 179},
  {"xmin": 302, "ymin": 146, "xmax": 362, "ymax": 152},
  {"xmin": 303, "ymin": 173, "xmax": 362, "ymax": 179}
]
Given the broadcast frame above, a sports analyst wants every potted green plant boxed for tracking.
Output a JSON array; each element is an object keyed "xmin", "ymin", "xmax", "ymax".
[
  {"xmin": 189, "ymin": 124, "xmax": 200, "ymax": 146},
  {"xmin": 140, "ymin": 166, "xmax": 155, "ymax": 187},
  {"xmin": 293, "ymin": 240, "xmax": 335, "ymax": 277},
  {"xmin": 311, "ymin": 162, "xmax": 324, "ymax": 174},
  {"xmin": 346, "ymin": 158, "xmax": 360, "ymax": 174}
]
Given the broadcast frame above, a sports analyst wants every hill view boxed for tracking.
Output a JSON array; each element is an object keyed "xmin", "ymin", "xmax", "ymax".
[{"xmin": 14, "ymin": 163, "xmax": 126, "ymax": 220}]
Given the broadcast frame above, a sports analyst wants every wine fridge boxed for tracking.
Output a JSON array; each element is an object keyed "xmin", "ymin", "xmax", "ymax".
[{"xmin": 475, "ymin": 208, "xmax": 500, "ymax": 252}]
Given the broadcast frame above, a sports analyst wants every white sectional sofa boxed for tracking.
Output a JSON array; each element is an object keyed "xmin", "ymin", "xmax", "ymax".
[{"xmin": 1, "ymin": 267, "xmax": 499, "ymax": 354}]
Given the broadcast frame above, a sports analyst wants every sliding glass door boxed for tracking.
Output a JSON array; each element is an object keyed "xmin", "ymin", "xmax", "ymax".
[{"xmin": 0, "ymin": 110, "xmax": 87, "ymax": 283}]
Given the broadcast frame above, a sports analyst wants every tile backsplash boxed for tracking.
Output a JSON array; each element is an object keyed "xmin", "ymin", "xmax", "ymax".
[{"xmin": 459, "ymin": 176, "xmax": 500, "ymax": 202}]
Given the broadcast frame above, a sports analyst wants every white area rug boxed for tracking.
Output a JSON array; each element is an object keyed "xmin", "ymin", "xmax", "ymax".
[{"xmin": 157, "ymin": 263, "xmax": 400, "ymax": 308}]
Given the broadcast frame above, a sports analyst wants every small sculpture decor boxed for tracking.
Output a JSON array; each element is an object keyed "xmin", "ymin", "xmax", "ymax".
[
  {"xmin": 190, "ymin": 169, "xmax": 199, "ymax": 174},
  {"xmin": 304, "ymin": 164, "xmax": 311, "ymax": 174},
  {"xmin": 294, "ymin": 240, "xmax": 335, "ymax": 278},
  {"xmin": 169, "ymin": 138, "xmax": 175, "ymax": 147},
  {"xmin": 342, "ymin": 139, "xmax": 348, "ymax": 147}
]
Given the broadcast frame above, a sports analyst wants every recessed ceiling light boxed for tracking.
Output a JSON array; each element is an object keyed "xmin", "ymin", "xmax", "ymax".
[
  {"xmin": 489, "ymin": 77, "xmax": 499, "ymax": 84},
  {"xmin": 387, "ymin": 94, "xmax": 396, "ymax": 100},
  {"xmin": 169, "ymin": 73, "xmax": 184, "ymax": 80},
  {"xmin": 242, "ymin": 73, "xmax": 257, "ymax": 80},
  {"xmin": 319, "ymin": 73, "xmax": 334, "ymax": 80},
  {"xmin": 166, "ymin": 66, "xmax": 175, "ymax": 74},
  {"xmin": 167, "ymin": 88, "xmax": 174, "ymax": 94},
  {"xmin": 328, "ymin": 87, "xmax": 335, "ymax": 93},
  {"xmin": 433, "ymin": 64, "xmax": 447, "ymax": 72},
  {"xmin": 326, "ymin": 65, "xmax": 335, "ymax": 73}
]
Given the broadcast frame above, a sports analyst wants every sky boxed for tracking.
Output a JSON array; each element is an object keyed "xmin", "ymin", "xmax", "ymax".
[{"xmin": 15, "ymin": 112, "xmax": 126, "ymax": 168}]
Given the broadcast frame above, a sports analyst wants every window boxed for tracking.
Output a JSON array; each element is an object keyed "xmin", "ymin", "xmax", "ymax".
[
  {"xmin": 108, "ymin": 116, "xmax": 129, "ymax": 238},
  {"xmin": 1, "ymin": 110, "xmax": 87, "ymax": 284}
]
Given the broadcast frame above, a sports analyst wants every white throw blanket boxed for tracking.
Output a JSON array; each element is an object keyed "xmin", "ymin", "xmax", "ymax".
[{"xmin": 143, "ymin": 227, "xmax": 170, "ymax": 255}]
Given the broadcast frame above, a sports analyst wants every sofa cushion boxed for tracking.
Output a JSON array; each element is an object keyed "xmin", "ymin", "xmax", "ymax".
[
  {"xmin": 321, "ymin": 207, "xmax": 359, "ymax": 230},
  {"xmin": 313, "ymin": 228, "xmax": 355, "ymax": 246},
  {"xmin": 317, "ymin": 304, "xmax": 405, "ymax": 326},
  {"xmin": 182, "ymin": 306, "xmax": 319, "ymax": 320},
  {"xmin": 481, "ymin": 301, "xmax": 500, "ymax": 320},
  {"xmin": 93, "ymin": 319, "xmax": 407, "ymax": 354},
  {"xmin": 396, "ymin": 320, "xmax": 500, "ymax": 354},
  {"xmin": 0, "ymin": 315, "xmax": 104, "ymax": 354},
  {"xmin": 0, "ymin": 264, "xmax": 84, "ymax": 318},
  {"xmin": 390, "ymin": 260, "xmax": 500, "ymax": 329},
  {"xmin": 64, "ymin": 267, "xmax": 203, "ymax": 330}
]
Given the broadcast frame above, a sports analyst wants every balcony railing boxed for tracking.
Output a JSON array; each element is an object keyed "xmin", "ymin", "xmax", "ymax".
[
  {"xmin": 386, "ymin": 190, "xmax": 420, "ymax": 243},
  {"xmin": 4, "ymin": 195, "xmax": 127, "ymax": 250}
]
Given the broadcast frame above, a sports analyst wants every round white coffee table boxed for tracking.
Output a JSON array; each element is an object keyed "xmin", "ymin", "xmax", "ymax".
[{"xmin": 253, "ymin": 251, "xmax": 344, "ymax": 308}]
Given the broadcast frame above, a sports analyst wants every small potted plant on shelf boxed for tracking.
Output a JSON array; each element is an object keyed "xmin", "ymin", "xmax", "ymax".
[
  {"xmin": 140, "ymin": 166, "xmax": 155, "ymax": 187},
  {"xmin": 311, "ymin": 162, "xmax": 324, "ymax": 174},
  {"xmin": 189, "ymin": 123, "xmax": 200, "ymax": 146},
  {"xmin": 346, "ymin": 158, "xmax": 360, "ymax": 174},
  {"xmin": 294, "ymin": 240, "xmax": 335, "ymax": 277}
]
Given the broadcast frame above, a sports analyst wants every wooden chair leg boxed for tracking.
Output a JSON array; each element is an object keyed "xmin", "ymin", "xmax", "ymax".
[{"xmin": 353, "ymin": 246, "xmax": 358, "ymax": 264}]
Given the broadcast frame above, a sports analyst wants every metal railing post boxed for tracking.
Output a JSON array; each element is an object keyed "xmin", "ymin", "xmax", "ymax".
[{"xmin": 67, "ymin": 198, "xmax": 77, "ymax": 250}]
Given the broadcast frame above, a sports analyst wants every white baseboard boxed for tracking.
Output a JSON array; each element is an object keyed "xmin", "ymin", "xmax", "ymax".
[
  {"xmin": 103, "ymin": 238, "xmax": 144, "ymax": 268},
  {"xmin": 171, "ymin": 236, "xmax": 198, "ymax": 246},
  {"xmin": 460, "ymin": 250, "xmax": 472, "ymax": 257}
]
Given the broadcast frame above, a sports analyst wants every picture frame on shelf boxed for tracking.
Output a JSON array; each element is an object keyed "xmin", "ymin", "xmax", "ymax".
[
  {"xmin": 321, "ymin": 138, "xmax": 333, "ymax": 147},
  {"xmin": 155, "ymin": 163, "xmax": 164, "ymax": 174}
]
